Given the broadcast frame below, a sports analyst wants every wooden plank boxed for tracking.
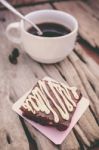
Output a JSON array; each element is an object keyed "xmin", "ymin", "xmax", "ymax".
[
  {"xmin": 0, "ymin": 38, "xmax": 29, "ymax": 150},
  {"xmin": 59, "ymin": 130, "xmax": 81, "ymax": 150},
  {"xmin": 53, "ymin": 1, "xmax": 99, "ymax": 48},
  {"xmin": 0, "ymin": 0, "xmax": 49, "ymax": 9},
  {"xmin": 0, "ymin": 83, "xmax": 29, "ymax": 150},
  {"xmin": 81, "ymin": 45, "xmax": 99, "ymax": 64},
  {"xmin": 75, "ymin": 43, "xmax": 99, "ymax": 80},
  {"xmin": 69, "ymin": 51, "xmax": 99, "ymax": 118},
  {"xmin": 56, "ymin": 54, "xmax": 99, "ymax": 146},
  {"xmin": 86, "ymin": 0, "xmax": 99, "ymax": 20}
]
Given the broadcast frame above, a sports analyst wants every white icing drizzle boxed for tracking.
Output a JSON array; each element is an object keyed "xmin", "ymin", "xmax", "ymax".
[
  {"xmin": 46, "ymin": 82, "xmax": 69, "ymax": 120},
  {"xmin": 60, "ymin": 83, "xmax": 78, "ymax": 107},
  {"xmin": 22, "ymin": 80, "xmax": 80, "ymax": 123},
  {"xmin": 52, "ymin": 83, "xmax": 74, "ymax": 111}
]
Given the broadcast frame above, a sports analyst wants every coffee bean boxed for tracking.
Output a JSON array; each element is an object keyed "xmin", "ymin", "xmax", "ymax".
[
  {"xmin": 9, "ymin": 55, "xmax": 17, "ymax": 64},
  {"xmin": 12, "ymin": 48, "xmax": 19, "ymax": 58}
]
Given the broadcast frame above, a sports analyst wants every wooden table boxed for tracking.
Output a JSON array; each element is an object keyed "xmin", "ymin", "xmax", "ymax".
[{"xmin": 0, "ymin": 1, "xmax": 99, "ymax": 150}]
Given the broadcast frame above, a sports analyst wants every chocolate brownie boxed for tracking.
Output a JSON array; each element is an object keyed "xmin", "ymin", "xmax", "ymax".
[{"xmin": 20, "ymin": 79, "xmax": 82, "ymax": 131}]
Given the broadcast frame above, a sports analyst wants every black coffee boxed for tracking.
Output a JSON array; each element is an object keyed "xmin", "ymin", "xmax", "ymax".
[{"xmin": 27, "ymin": 22, "xmax": 71, "ymax": 37}]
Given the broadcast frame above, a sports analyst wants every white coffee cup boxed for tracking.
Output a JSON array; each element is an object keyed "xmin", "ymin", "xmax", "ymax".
[{"xmin": 6, "ymin": 10, "xmax": 78, "ymax": 63}]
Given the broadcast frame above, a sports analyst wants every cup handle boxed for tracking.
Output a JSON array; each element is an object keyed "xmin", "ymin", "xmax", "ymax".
[{"xmin": 6, "ymin": 22, "xmax": 21, "ymax": 44}]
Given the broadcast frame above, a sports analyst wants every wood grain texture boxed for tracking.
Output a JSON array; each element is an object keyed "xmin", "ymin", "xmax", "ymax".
[
  {"xmin": 69, "ymin": 51, "xmax": 99, "ymax": 119},
  {"xmin": 75, "ymin": 43, "xmax": 99, "ymax": 79},
  {"xmin": 53, "ymin": 1, "xmax": 99, "ymax": 48},
  {"xmin": 86, "ymin": 0, "xmax": 99, "ymax": 20},
  {"xmin": 0, "ymin": 84, "xmax": 29, "ymax": 150},
  {"xmin": 0, "ymin": 38, "xmax": 29, "ymax": 150},
  {"xmin": 0, "ymin": 0, "xmax": 49, "ymax": 9},
  {"xmin": 56, "ymin": 52, "xmax": 99, "ymax": 145}
]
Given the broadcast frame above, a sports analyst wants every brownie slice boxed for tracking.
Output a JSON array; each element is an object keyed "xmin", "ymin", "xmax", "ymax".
[{"xmin": 20, "ymin": 79, "xmax": 82, "ymax": 131}]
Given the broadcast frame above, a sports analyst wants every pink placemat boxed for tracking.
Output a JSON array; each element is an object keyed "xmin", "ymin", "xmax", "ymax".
[{"xmin": 12, "ymin": 77, "xmax": 89, "ymax": 145}]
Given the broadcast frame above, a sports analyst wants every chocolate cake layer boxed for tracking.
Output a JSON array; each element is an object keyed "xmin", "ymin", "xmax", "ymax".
[{"xmin": 20, "ymin": 79, "xmax": 82, "ymax": 131}]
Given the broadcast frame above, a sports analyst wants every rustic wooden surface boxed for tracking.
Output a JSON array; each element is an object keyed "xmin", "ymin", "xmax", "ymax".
[
  {"xmin": 0, "ymin": 1, "xmax": 99, "ymax": 150},
  {"xmin": 86, "ymin": 0, "xmax": 99, "ymax": 20},
  {"xmin": 53, "ymin": 1, "xmax": 99, "ymax": 48},
  {"xmin": 0, "ymin": 0, "xmax": 49, "ymax": 8}
]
